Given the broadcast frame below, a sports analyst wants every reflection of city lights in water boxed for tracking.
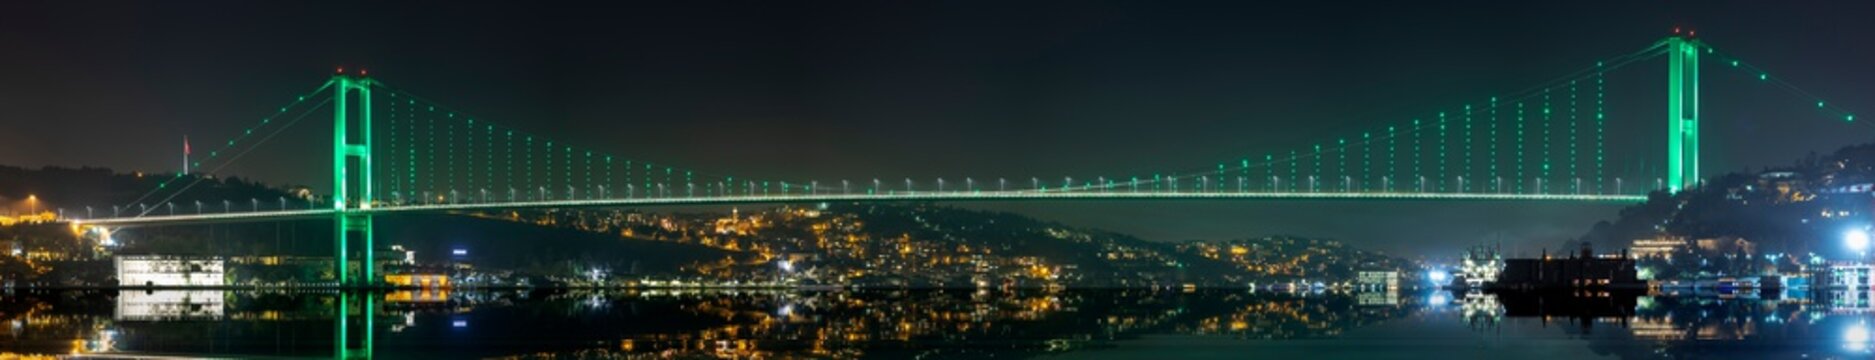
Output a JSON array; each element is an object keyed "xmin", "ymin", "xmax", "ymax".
[
  {"xmin": 1460, "ymin": 294, "xmax": 1502, "ymax": 319},
  {"xmin": 1847, "ymin": 322, "xmax": 1872, "ymax": 352},
  {"xmin": 1427, "ymin": 292, "xmax": 1451, "ymax": 307}
]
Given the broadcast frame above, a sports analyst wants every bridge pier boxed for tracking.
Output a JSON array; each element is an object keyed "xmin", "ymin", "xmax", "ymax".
[{"xmin": 335, "ymin": 214, "xmax": 375, "ymax": 286}]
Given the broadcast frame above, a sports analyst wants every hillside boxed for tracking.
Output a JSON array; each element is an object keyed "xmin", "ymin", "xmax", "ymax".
[
  {"xmin": 1577, "ymin": 143, "xmax": 1875, "ymax": 278},
  {"xmin": 491, "ymin": 203, "xmax": 1413, "ymax": 287}
]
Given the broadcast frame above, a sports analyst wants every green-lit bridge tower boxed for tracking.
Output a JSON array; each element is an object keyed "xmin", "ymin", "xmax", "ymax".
[
  {"xmin": 329, "ymin": 73, "xmax": 376, "ymax": 287},
  {"xmin": 1664, "ymin": 35, "xmax": 1700, "ymax": 193},
  {"xmin": 330, "ymin": 73, "xmax": 377, "ymax": 358}
]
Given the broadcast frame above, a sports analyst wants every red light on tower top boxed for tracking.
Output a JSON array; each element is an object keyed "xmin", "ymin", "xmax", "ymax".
[
  {"xmin": 1669, "ymin": 26, "xmax": 1697, "ymax": 38},
  {"xmin": 336, "ymin": 66, "xmax": 345, "ymax": 74}
]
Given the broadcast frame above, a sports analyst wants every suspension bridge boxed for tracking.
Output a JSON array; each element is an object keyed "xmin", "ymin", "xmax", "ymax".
[{"xmin": 50, "ymin": 35, "xmax": 1863, "ymax": 283}]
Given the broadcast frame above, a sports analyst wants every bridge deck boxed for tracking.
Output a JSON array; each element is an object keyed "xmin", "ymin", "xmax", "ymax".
[{"xmin": 76, "ymin": 191, "xmax": 1647, "ymax": 226}]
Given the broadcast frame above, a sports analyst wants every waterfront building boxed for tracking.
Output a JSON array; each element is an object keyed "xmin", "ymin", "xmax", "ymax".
[
  {"xmin": 1456, "ymin": 245, "xmax": 1504, "ymax": 288},
  {"xmin": 1496, "ymin": 244, "xmax": 1640, "ymax": 289},
  {"xmin": 1830, "ymin": 263, "xmax": 1874, "ymax": 289},
  {"xmin": 115, "ymin": 255, "xmax": 224, "ymax": 287},
  {"xmin": 1628, "ymin": 236, "xmax": 1687, "ymax": 259},
  {"xmin": 385, "ymin": 273, "xmax": 451, "ymax": 288},
  {"xmin": 1357, "ymin": 270, "xmax": 1400, "ymax": 289}
]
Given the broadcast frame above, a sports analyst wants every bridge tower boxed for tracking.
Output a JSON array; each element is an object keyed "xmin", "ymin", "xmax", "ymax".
[
  {"xmin": 331, "ymin": 73, "xmax": 375, "ymax": 210},
  {"xmin": 1664, "ymin": 35, "xmax": 1701, "ymax": 193},
  {"xmin": 330, "ymin": 73, "xmax": 376, "ymax": 287}
]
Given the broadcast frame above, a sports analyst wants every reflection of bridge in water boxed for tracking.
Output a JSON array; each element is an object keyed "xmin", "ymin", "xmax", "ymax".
[{"xmin": 7, "ymin": 289, "xmax": 1873, "ymax": 358}]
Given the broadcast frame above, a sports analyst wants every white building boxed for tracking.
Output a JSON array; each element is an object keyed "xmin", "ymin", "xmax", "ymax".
[
  {"xmin": 1831, "ymin": 264, "xmax": 1874, "ymax": 289},
  {"xmin": 116, "ymin": 255, "xmax": 225, "ymax": 287},
  {"xmin": 1357, "ymin": 270, "xmax": 1400, "ymax": 289}
]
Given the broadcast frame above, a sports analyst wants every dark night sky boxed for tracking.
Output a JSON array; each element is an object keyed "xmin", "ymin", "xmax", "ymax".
[{"xmin": 4, "ymin": 1, "xmax": 1874, "ymax": 257}]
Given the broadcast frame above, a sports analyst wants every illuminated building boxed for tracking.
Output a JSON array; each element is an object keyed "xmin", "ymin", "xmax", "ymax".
[
  {"xmin": 1628, "ymin": 236, "xmax": 1686, "ymax": 259},
  {"xmin": 1456, "ymin": 245, "xmax": 1503, "ymax": 288},
  {"xmin": 114, "ymin": 255, "xmax": 224, "ymax": 287},
  {"xmin": 385, "ymin": 274, "xmax": 451, "ymax": 288},
  {"xmin": 1356, "ymin": 270, "xmax": 1399, "ymax": 289},
  {"xmin": 1831, "ymin": 264, "xmax": 1874, "ymax": 289}
]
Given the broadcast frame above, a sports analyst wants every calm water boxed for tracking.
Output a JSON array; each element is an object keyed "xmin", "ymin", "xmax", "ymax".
[{"xmin": 5, "ymin": 289, "xmax": 1873, "ymax": 359}]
